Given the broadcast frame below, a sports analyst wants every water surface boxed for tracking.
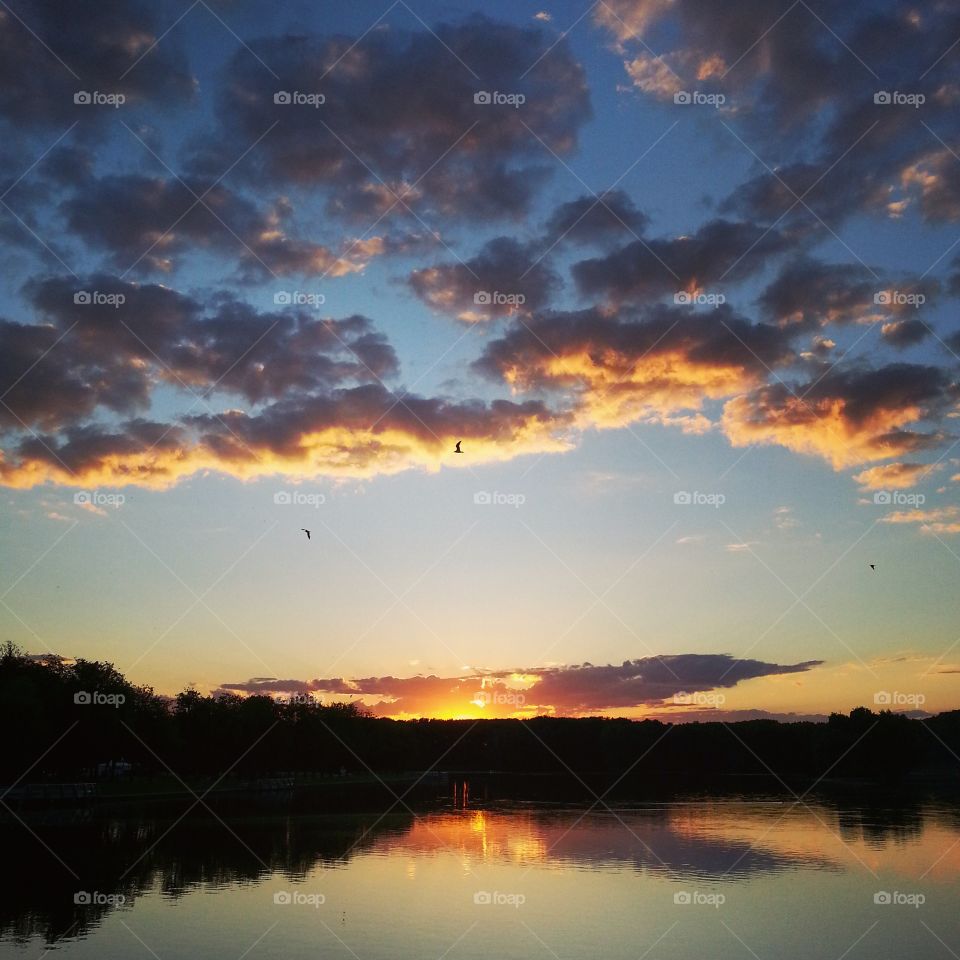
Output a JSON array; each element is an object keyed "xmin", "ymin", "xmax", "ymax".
[{"xmin": 2, "ymin": 793, "xmax": 957, "ymax": 958}]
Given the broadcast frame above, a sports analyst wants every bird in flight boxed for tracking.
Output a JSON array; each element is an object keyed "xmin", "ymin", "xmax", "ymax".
[
  {"xmin": 301, "ymin": 529, "xmax": 311, "ymax": 540},
  {"xmin": 869, "ymin": 564, "xmax": 876, "ymax": 571},
  {"xmin": 454, "ymin": 440, "xmax": 462, "ymax": 454}
]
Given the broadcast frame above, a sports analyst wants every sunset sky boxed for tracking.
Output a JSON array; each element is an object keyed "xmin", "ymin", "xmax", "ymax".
[{"xmin": 2, "ymin": 0, "xmax": 960, "ymax": 720}]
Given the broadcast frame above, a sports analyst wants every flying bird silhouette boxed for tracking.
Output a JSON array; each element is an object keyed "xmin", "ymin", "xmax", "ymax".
[
  {"xmin": 454, "ymin": 440, "xmax": 462, "ymax": 453},
  {"xmin": 869, "ymin": 564, "xmax": 876, "ymax": 571},
  {"xmin": 301, "ymin": 528, "xmax": 311, "ymax": 540}
]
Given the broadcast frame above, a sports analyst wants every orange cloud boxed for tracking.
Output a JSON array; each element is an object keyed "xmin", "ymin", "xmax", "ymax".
[
  {"xmin": 721, "ymin": 365, "xmax": 951, "ymax": 469},
  {"xmin": 477, "ymin": 307, "xmax": 792, "ymax": 432},
  {"xmin": 881, "ymin": 506, "xmax": 960, "ymax": 534},
  {"xmin": 594, "ymin": 0, "xmax": 673, "ymax": 43},
  {"xmin": 218, "ymin": 654, "xmax": 823, "ymax": 719},
  {"xmin": 853, "ymin": 462, "xmax": 938, "ymax": 490},
  {"xmin": 0, "ymin": 391, "xmax": 573, "ymax": 490}
]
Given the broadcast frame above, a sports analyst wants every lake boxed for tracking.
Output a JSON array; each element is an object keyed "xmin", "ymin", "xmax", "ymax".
[{"xmin": 1, "ymin": 787, "xmax": 957, "ymax": 958}]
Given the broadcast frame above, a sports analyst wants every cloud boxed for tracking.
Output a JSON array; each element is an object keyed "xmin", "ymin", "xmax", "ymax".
[
  {"xmin": 722, "ymin": 97, "xmax": 960, "ymax": 234},
  {"xmin": 803, "ymin": 336, "xmax": 835, "ymax": 360},
  {"xmin": 944, "ymin": 329, "xmax": 960, "ymax": 360},
  {"xmin": 595, "ymin": 1, "xmax": 960, "ymax": 233},
  {"xmin": 0, "ymin": 274, "xmax": 400, "ymax": 431},
  {"xmin": 0, "ymin": 272, "xmax": 581, "ymax": 489},
  {"xmin": 193, "ymin": 17, "xmax": 590, "ymax": 220},
  {"xmin": 594, "ymin": 0, "xmax": 863, "ymax": 124},
  {"xmin": 880, "ymin": 318, "xmax": 931, "ymax": 349},
  {"xmin": 880, "ymin": 506, "xmax": 960, "ymax": 534},
  {"xmin": 25, "ymin": 652, "xmax": 74, "ymax": 665},
  {"xmin": 758, "ymin": 257, "xmax": 868, "ymax": 328},
  {"xmin": 408, "ymin": 236, "xmax": 560, "ymax": 321},
  {"xmin": 645, "ymin": 707, "xmax": 829, "ymax": 724},
  {"xmin": 60, "ymin": 174, "xmax": 376, "ymax": 278},
  {"xmin": 0, "ymin": 0, "xmax": 194, "ymax": 131},
  {"xmin": 5, "ymin": 265, "xmax": 954, "ymax": 492},
  {"xmin": 572, "ymin": 219, "xmax": 791, "ymax": 303},
  {"xmin": 773, "ymin": 505, "xmax": 799, "ymax": 529},
  {"xmin": 758, "ymin": 258, "xmax": 939, "ymax": 333},
  {"xmin": 76, "ymin": 498, "xmax": 108, "ymax": 517},
  {"xmin": 900, "ymin": 147, "xmax": 960, "ymax": 223},
  {"xmin": 541, "ymin": 190, "xmax": 650, "ymax": 248},
  {"xmin": 218, "ymin": 653, "xmax": 823, "ymax": 717},
  {"xmin": 521, "ymin": 655, "xmax": 822, "ymax": 713},
  {"xmin": 476, "ymin": 303, "xmax": 793, "ymax": 430},
  {"xmin": 0, "ymin": 315, "xmax": 153, "ymax": 432},
  {"xmin": 721, "ymin": 363, "xmax": 955, "ymax": 469},
  {"xmin": 853, "ymin": 462, "xmax": 938, "ymax": 490},
  {"xmin": 0, "ymin": 385, "xmax": 573, "ymax": 489},
  {"xmin": 4, "ymin": 8, "xmax": 959, "ymax": 506}
]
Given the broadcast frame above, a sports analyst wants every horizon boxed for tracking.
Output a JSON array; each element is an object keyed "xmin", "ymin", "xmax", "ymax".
[{"xmin": 11, "ymin": 648, "xmax": 944, "ymax": 723}]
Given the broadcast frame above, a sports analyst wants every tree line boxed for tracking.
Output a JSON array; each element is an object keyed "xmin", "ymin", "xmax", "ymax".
[{"xmin": 2, "ymin": 643, "xmax": 958, "ymax": 786}]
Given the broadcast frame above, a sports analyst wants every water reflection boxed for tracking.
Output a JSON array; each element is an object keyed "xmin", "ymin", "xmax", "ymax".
[
  {"xmin": 378, "ymin": 805, "xmax": 840, "ymax": 878},
  {"xmin": 1, "ymin": 793, "xmax": 958, "ymax": 948}
]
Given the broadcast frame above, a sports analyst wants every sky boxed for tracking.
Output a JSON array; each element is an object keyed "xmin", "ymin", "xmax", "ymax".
[{"xmin": 1, "ymin": 0, "xmax": 960, "ymax": 720}]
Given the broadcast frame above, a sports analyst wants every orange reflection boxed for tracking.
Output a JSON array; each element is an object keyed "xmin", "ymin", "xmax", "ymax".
[{"xmin": 362, "ymin": 802, "xmax": 960, "ymax": 885}]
